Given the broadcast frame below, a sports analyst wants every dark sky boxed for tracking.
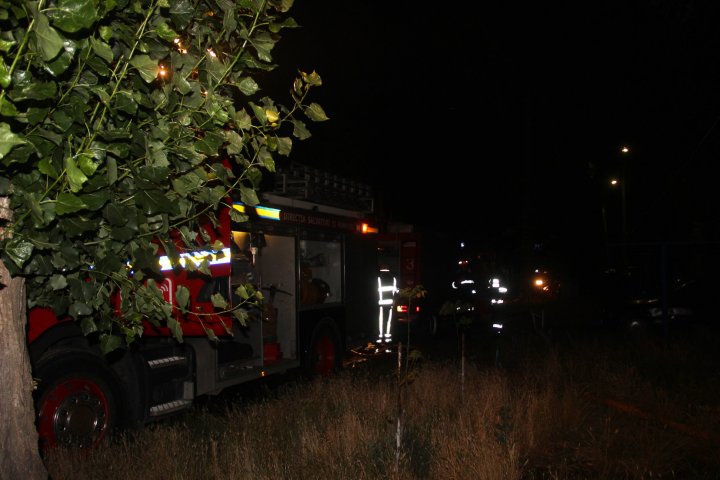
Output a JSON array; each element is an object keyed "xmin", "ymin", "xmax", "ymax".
[{"xmin": 270, "ymin": 2, "xmax": 720, "ymax": 251}]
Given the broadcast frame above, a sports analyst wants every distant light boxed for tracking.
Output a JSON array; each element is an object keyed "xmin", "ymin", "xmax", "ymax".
[
  {"xmin": 621, "ymin": 146, "xmax": 630, "ymax": 154},
  {"xmin": 360, "ymin": 223, "xmax": 378, "ymax": 234},
  {"xmin": 610, "ymin": 178, "xmax": 619, "ymax": 186}
]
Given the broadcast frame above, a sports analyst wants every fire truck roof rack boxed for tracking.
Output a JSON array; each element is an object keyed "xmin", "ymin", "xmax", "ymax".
[
  {"xmin": 271, "ymin": 161, "xmax": 375, "ymax": 214},
  {"xmin": 261, "ymin": 192, "xmax": 367, "ymax": 219}
]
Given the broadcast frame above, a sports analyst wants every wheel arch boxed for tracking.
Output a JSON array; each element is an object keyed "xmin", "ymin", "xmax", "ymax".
[{"xmin": 302, "ymin": 315, "xmax": 343, "ymax": 378}]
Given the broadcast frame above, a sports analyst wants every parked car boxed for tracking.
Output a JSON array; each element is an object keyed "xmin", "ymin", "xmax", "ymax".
[{"xmin": 603, "ymin": 275, "xmax": 712, "ymax": 333}]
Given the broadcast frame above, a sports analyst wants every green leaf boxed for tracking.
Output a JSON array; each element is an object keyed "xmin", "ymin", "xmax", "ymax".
[
  {"xmin": 69, "ymin": 301, "xmax": 93, "ymax": 318},
  {"xmin": 169, "ymin": 0, "xmax": 194, "ymax": 29},
  {"xmin": 172, "ymin": 171, "xmax": 203, "ymax": 197},
  {"xmin": 235, "ymin": 77, "xmax": 259, "ymax": 96},
  {"xmin": 106, "ymin": 157, "xmax": 117, "ymax": 184},
  {"xmin": 51, "ymin": 110, "xmax": 75, "ymax": 132},
  {"xmin": 4, "ymin": 237, "xmax": 34, "ymax": 268},
  {"xmin": 130, "ymin": 55, "xmax": 158, "ymax": 83},
  {"xmin": 44, "ymin": 49, "xmax": 74, "ymax": 76},
  {"xmin": 77, "ymin": 152, "xmax": 98, "ymax": 176},
  {"xmin": 0, "ymin": 97, "xmax": 17, "ymax": 117},
  {"xmin": 34, "ymin": 13, "xmax": 65, "ymax": 61},
  {"xmin": 26, "ymin": 107, "xmax": 50, "ymax": 126},
  {"xmin": 139, "ymin": 165, "xmax": 170, "ymax": 184},
  {"xmin": 64, "ymin": 156, "xmax": 89, "ymax": 192},
  {"xmin": 38, "ymin": 157, "xmax": 59, "ymax": 178},
  {"xmin": 302, "ymin": 70, "xmax": 323, "ymax": 87},
  {"xmin": 203, "ymin": 327, "xmax": 219, "ymax": 342},
  {"xmin": 104, "ymin": 202, "xmax": 128, "ymax": 226},
  {"xmin": 193, "ymin": 131, "xmax": 224, "ymax": 156},
  {"xmin": 0, "ymin": 123, "xmax": 26, "ymax": 159},
  {"xmin": 106, "ymin": 142, "xmax": 130, "ymax": 159},
  {"xmin": 234, "ymin": 284, "xmax": 250, "ymax": 300},
  {"xmin": 10, "ymin": 81, "xmax": 58, "ymax": 101},
  {"xmin": 80, "ymin": 317, "xmax": 98, "ymax": 335},
  {"xmin": 100, "ymin": 333, "xmax": 123, "ymax": 354},
  {"xmin": 173, "ymin": 75, "xmax": 193, "ymax": 95},
  {"xmin": 155, "ymin": 21, "xmax": 178, "ymax": 42},
  {"xmin": 0, "ymin": 38, "xmax": 17, "ymax": 53},
  {"xmin": 79, "ymin": 189, "xmax": 110, "ymax": 211},
  {"xmin": 292, "ymin": 119, "xmax": 311, "ymax": 140},
  {"xmin": 239, "ymin": 185, "xmax": 259, "ymax": 206},
  {"xmin": 55, "ymin": 192, "xmax": 87, "ymax": 215},
  {"xmin": 50, "ymin": 0, "xmax": 98, "ymax": 33},
  {"xmin": 175, "ymin": 285, "xmax": 190, "ymax": 309},
  {"xmin": 232, "ymin": 308, "xmax": 249, "ymax": 326},
  {"xmin": 90, "ymin": 37, "xmax": 114, "ymax": 63},
  {"xmin": 114, "ymin": 91, "xmax": 137, "ymax": 115},
  {"xmin": 277, "ymin": 137, "xmax": 292, "ymax": 156},
  {"xmin": 48, "ymin": 274, "xmax": 68, "ymax": 290},
  {"xmin": 60, "ymin": 216, "xmax": 97, "ymax": 236},
  {"xmin": 167, "ymin": 317, "xmax": 183, "ymax": 342},
  {"xmin": 304, "ymin": 102, "xmax": 329, "ymax": 122},
  {"xmin": 211, "ymin": 292, "xmax": 228, "ymax": 309},
  {"xmin": 86, "ymin": 56, "xmax": 111, "ymax": 77}
]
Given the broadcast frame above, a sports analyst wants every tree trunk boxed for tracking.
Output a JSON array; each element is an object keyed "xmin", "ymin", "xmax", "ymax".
[{"xmin": 0, "ymin": 197, "xmax": 47, "ymax": 479}]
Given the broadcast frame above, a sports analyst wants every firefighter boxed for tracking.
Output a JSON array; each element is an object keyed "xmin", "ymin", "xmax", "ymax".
[{"xmin": 377, "ymin": 267, "xmax": 398, "ymax": 343}]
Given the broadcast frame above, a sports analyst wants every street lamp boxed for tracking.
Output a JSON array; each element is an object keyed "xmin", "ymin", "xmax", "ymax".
[{"xmin": 619, "ymin": 146, "xmax": 630, "ymax": 265}]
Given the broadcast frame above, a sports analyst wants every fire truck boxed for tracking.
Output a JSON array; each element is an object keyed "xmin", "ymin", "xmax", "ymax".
[
  {"xmin": 377, "ymin": 224, "xmax": 454, "ymax": 340},
  {"xmin": 27, "ymin": 163, "xmax": 379, "ymax": 450}
]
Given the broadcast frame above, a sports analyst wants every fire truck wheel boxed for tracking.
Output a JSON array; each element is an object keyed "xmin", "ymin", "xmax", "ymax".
[
  {"xmin": 305, "ymin": 320, "xmax": 341, "ymax": 378},
  {"xmin": 34, "ymin": 351, "xmax": 119, "ymax": 452}
]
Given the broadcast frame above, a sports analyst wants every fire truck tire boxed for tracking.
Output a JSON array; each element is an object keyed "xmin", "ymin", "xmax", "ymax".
[
  {"xmin": 34, "ymin": 350, "xmax": 119, "ymax": 451},
  {"xmin": 305, "ymin": 320, "xmax": 342, "ymax": 378}
]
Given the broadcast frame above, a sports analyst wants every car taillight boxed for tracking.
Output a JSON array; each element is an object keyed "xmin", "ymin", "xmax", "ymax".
[{"xmin": 395, "ymin": 305, "xmax": 420, "ymax": 313}]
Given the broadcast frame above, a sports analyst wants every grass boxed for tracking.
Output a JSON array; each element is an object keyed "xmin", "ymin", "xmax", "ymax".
[{"xmin": 43, "ymin": 323, "xmax": 720, "ymax": 480}]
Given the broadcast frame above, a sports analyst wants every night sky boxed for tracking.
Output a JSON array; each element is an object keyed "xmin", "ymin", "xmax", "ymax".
[{"xmin": 270, "ymin": 2, "xmax": 720, "ymax": 260}]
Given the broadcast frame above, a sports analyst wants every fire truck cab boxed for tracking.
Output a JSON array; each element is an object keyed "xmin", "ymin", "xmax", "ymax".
[{"xmin": 28, "ymin": 165, "xmax": 378, "ymax": 451}]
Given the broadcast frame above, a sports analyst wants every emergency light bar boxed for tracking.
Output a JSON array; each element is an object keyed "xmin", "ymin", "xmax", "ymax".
[{"xmin": 232, "ymin": 202, "xmax": 281, "ymax": 221}]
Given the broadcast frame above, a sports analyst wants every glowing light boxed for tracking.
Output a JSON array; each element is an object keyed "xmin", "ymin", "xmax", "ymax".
[
  {"xmin": 232, "ymin": 202, "xmax": 281, "ymax": 220},
  {"xmin": 157, "ymin": 64, "xmax": 168, "ymax": 79},
  {"xmin": 360, "ymin": 223, "xmax": 378, "ymax": 234},
  {"xmin": 157, "ymin": 247, "xmax": 231, "ymax": 271},
  {"xmin": 173, "ymin": 38, "xmax": 187, "ymax": 54}
]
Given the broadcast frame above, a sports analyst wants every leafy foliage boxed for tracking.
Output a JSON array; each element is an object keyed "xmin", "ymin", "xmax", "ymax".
[{"xmin": 0, "ymin": 0, "xmax": 326, "ymax": 352}]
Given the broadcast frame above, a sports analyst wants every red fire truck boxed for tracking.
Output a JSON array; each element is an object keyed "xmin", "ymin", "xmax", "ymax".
[
  {"xmin": 27, "ymin": 166, "xmax": 379, "ymax": 450},
  {"xmin": 377, "ymin": 224, "xmax": 453, "ymax": 340}
]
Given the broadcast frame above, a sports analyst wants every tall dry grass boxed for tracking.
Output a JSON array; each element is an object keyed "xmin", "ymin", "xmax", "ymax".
[{"xmin": 44, "ymin": 328, "xmax": 720, "ymax": 479}]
